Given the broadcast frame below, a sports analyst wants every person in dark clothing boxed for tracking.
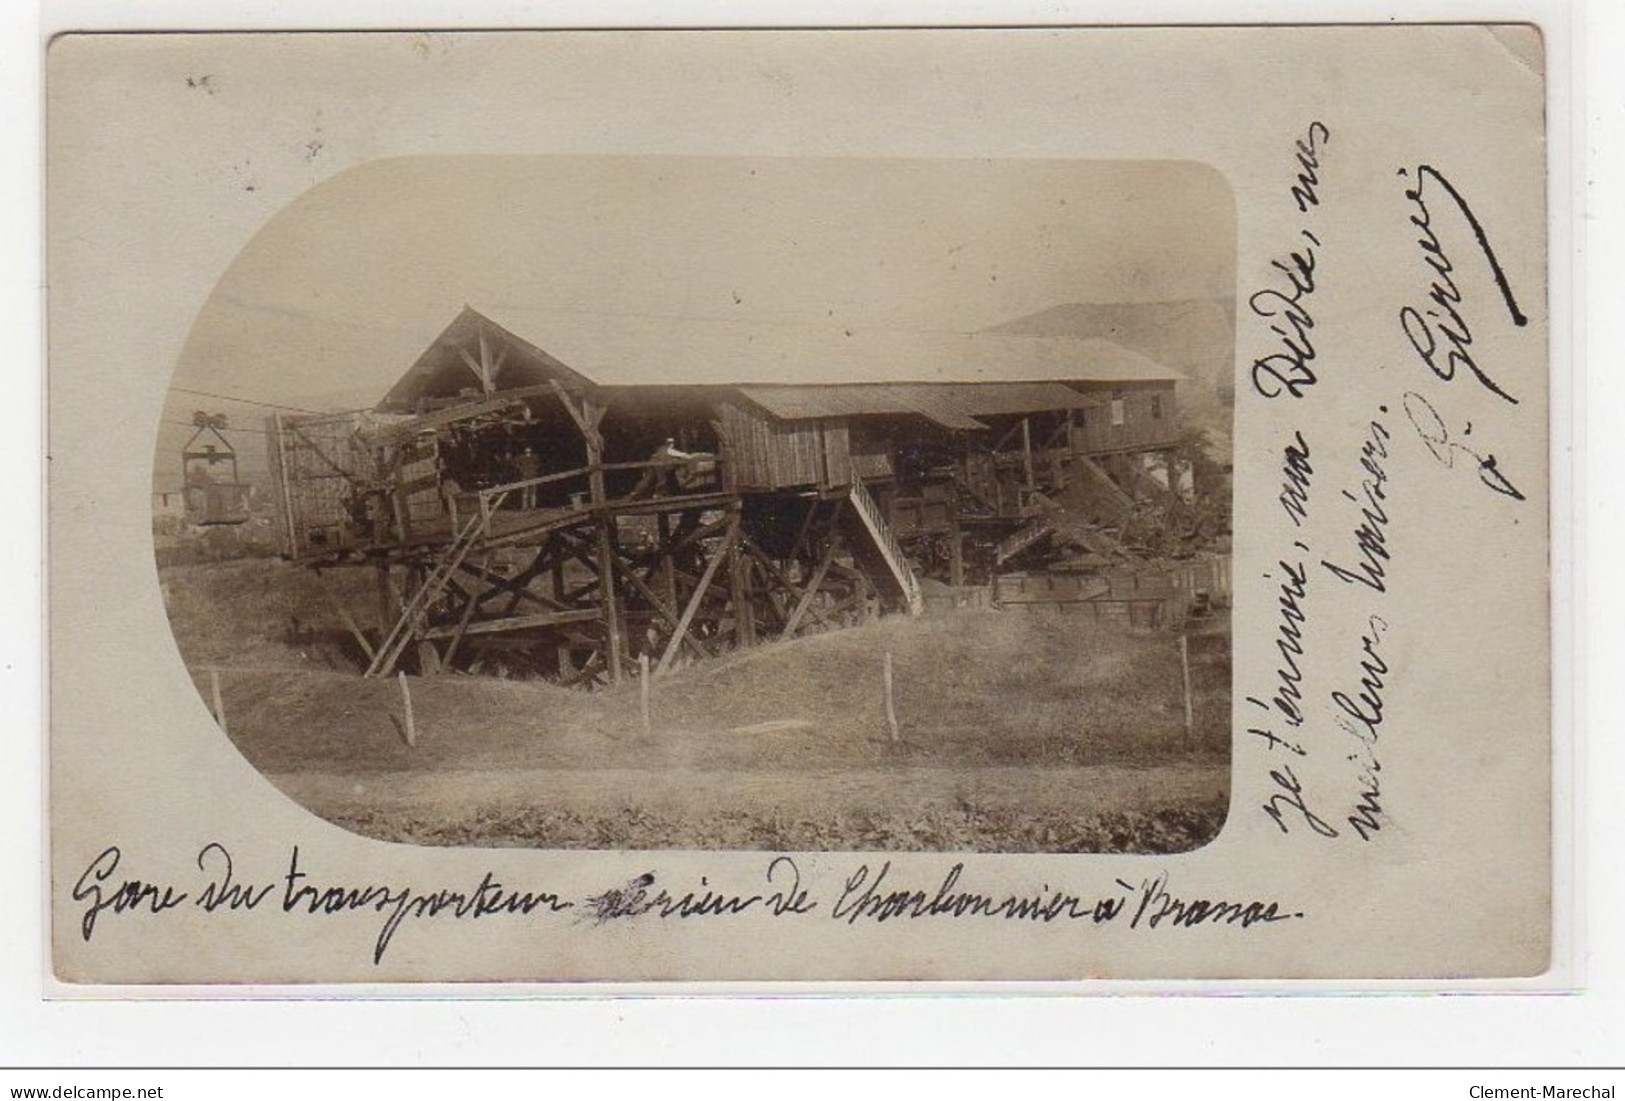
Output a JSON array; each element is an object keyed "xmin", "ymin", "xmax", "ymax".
[{"xmin": 514, "ymin": 446, "xmax": 541, "ymax": 508}]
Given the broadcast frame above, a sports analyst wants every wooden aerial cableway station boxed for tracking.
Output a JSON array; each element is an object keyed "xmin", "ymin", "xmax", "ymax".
[{"xmin": 265, "ymin": 306, "xmax": 1202, "ymax": 687}]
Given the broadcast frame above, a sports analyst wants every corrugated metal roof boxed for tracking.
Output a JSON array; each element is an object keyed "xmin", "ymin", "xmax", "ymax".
[{"xmin": 733, "ymin": 381, "xmax": 1094, "ymax": 429}]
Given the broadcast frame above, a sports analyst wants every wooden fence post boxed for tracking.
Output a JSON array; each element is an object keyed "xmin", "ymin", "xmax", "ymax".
[
  {"xmin": 639, "ymin": 653, "xmax": 652, "ymax": 738},
  {"xmin": 1180, "ymin": 634, "xmax": 1195, "ymax": 747},
  {"xmin": 883, "ymin": 651, "xmax": 900, "ymax": 743},
  {"xmin": 399, "ymin": 671, "xmax": 417, "ymax": 748}
]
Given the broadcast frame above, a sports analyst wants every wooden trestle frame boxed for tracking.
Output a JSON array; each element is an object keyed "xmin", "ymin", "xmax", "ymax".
[
  {"xmin": 317, "ymin": 385, "xmax": 914, "ymax": 687},
  {"xmin": 340, "ymin": 481, "xmax": 897, "ymax": 687}
]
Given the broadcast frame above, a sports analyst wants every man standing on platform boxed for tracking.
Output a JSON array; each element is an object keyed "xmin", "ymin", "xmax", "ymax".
[{"xmin": 514, "ymin": 445, "xmax": 541, "ymax": 509}]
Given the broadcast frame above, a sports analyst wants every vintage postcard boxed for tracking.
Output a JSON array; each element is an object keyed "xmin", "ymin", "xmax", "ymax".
[{"xmin": 46, "ymin": 25, "xmax": 1553, "ymax": 983}]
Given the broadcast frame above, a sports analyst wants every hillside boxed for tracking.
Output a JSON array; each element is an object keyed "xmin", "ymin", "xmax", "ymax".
[{"xmin": 988, "ymin": 298, "xmax": 1236, "ymax": 455}]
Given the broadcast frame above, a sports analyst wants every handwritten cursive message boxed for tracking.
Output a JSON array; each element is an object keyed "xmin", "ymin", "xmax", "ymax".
[
  {"xmin": 1248, "ymin": 122, "xmax": 1330, "ymax": 401},
  {"xmin": 69, "ymin": 844, "xmax": 1302, "ymax": 966},
  {"xmin": 1246, "ymin": 127, "xmax": 1533, "ymax": 846},
  {"xmin": 72, "ymin": 843, "xmax": 575, "ymax": 965},
  {"xmin": 1395, "ymin": 163, "xmax": 1531, "ymax": 501}
]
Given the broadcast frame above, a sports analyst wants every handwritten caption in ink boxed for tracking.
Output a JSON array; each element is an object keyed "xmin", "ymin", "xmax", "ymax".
[
  {"xmin": 70, "ymin": 844, "xmax": 1301, "ymax": 965},
  {"xmin": 1247, "ymin": 124, "xmax": 1531, "ymax": 843}
]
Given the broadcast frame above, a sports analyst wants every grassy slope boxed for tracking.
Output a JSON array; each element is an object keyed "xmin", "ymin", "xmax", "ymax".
[{"xmin": 163, "ymin": 557, "xmax": 1231, "ymax": 852}]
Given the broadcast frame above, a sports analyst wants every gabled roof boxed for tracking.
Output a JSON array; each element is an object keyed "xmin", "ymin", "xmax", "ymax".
[
  {"xmin": 377, "ymin": 307, "xmax": 1184, "ymax": 425},
  {"xmin": 487, "ymin": 309, "xmax": 1183, "ymax": 387},
  {"xmin": 375, "ymin": 306, "xmax": 598, "ymax": 413}
]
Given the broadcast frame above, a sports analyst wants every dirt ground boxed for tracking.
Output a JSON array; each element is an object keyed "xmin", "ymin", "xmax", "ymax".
[{"xmin": 165, "ymin": 556, "xmax": 1232, "ymax": 853}]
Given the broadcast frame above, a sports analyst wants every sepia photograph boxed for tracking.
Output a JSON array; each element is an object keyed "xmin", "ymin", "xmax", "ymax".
[
  {"xmin": 155, "ymin": 156, "xmax": 1236, "ymax": 855},
  {"xmin": 45, "ymin": 25, "xmax": 1552, "ymax": 984}
]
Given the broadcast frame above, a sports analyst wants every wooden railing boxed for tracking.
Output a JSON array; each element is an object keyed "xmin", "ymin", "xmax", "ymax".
[
  {"xmin": 474, "ymin": 456, "xmax": 721, "ymax": 522},
  {"xmin": 848, "ymin": 478, "xmax": 923, "ymax": 615}
]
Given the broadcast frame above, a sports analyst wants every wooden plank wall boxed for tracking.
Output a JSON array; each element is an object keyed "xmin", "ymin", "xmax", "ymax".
[
  {"xmin": 821, "ymin": 421, "xmax": 853, "ymax": 487},
  {"xmin": 992, "ymin": 556, "xmax": 1231, "ymax": 624},
  {"xmin": 1167, "ymin": 553, "xmax": 1233, "ymax": 606},
  {"xmin": 719, "ymin": 402, "xmax": 771, "ymax": 489},
  {"xmin": 720, "ymin": 402, "xmax": 854, "ymax": 491},
  {"xmin": 769, "ymin": 420, "xmax": 822, "ymax": 489},
  {"xmin": 1070, "ymin": 383, "xmax": 1179, "ymax": 454},
  {"xmin": 272, "ymin": 413, "xmax": 368, "ymax": 555},
  {"xmin": 850, "ymin": 449, "xmax": 893, "ymax": 480},
  {"xmin": 395, "ymin": 441, "xmax": 442, "ymax": 530}
]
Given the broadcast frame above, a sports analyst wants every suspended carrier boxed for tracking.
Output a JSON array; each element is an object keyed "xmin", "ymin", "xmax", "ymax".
[{"xmin": 181, "ymin": 412, "xmax": 252, "ymax": 526}]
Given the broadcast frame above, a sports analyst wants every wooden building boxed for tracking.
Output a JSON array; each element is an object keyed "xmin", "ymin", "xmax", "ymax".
[{"xmin": 266, "ymin": 306, "xmax": 1186, "ymax": 685}]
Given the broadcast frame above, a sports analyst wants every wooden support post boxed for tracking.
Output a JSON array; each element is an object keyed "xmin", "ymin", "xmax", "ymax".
[
  {"xmin": 582, "ymin": 398, "xmax": 623, "ymax": 684},
  {"xmin": 603, "ymin": 542, "xmax": 713, "ymax": 659},
  {"xmin": 639, "ymin": 653, "xmax": 652, "ymax": 737},
  {"xmin": 656, "ymin": 526, "xmax": 734, "ymax": 676},
  {"xmin": 656, "ymin": 548, "xmax": 676, "ymax": 626},
  {"xmin": 947, "ymin": 494, "xmax": 964, "ymax": 589},
  {"xmin": 1022, "ymin": 416, "xmax": 1036, "ymax": 491},
  {"xmin": 398, "ymin": 671, "xmax": 417, "ymax": 748},
  {"xmin": 456, "ymin": 344, "xmax": 485, "ymax": 390},
  {"xmin": 441, "ymin": 587, "xmax": 482, "ymax": 669},
  {"xmin": 587, "ymin": 427, "xmax": 614, "ymax": 499},
  {"xmin": 883, "ymin": 651, "xmax": 900, "ymax": 743},
  {"xmin": 375, "ymin": 562, "xmax": 396, "ymax": 633},
  {"xmin": 477, "ymin": 328, "xmax": 494, "ymax": 393},
  {"xmin": 271, "ymin": 413, "xmax": 300, "ymax": 558},
  {"xmin": 728, "ymin": 507, "xmax": 755, "ymax": 649},
  {"xmin": 743, "ymin": 540, "xmax": 836, "ymax": 631},
  {"xmin": 1180, "ymin": 634, "xmax": 1195, "ymax": 747},
  {"xmin": 597, "ymin": 519, "xmax": 623, "ymax": 684},
  {"xmin": 209, "ymin": 669, "xmax": 227, "ymax": 734},
  {"xmin": 788, "ymin": 498, "xmax": 820, "ymax": 563},
  {"xmin": 781, "ymin": 527, "xmax": 841, "ymax": 638}
]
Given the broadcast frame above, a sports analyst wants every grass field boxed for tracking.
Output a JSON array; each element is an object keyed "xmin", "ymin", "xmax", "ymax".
[{"xmin": 162, "ymin": 554, "xmax": 1232, "ymax": 853}]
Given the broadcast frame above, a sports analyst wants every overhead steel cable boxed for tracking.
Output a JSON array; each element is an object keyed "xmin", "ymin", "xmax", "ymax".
[
  {"xmin": 160, "ymin": 418, "xmax": 267, "ymax": 435},
  {"xmin": 168, "ymin": 385, "xmax": 327, "ymax": 415}
]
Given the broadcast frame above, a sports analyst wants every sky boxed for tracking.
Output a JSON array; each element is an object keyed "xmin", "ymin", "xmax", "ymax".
[{"xmin": 160, "ymin": 154, "xmax": 1234, "ymax": 482}]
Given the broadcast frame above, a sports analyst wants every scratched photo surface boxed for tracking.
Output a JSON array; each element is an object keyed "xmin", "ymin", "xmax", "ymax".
[
  {"xmin": 47, "ymin": 26, "xmax": 1550, "ymax": 982},
  {"xmin": 157, "ymin": 156, "xmax": 1237, "ymax": 860}
]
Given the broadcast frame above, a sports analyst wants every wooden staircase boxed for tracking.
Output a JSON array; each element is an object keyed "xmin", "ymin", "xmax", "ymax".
[
  {"xmin": 846, "ymin": 479, "xmax": 923, "ymax": 616},
  {"xmin": 996, "ymin": 516, "xmax": 1055, "ymax": 564},
  {"xmin": 1027, "ymin": 489, "xmax": 1131, "ymax": 561}
]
